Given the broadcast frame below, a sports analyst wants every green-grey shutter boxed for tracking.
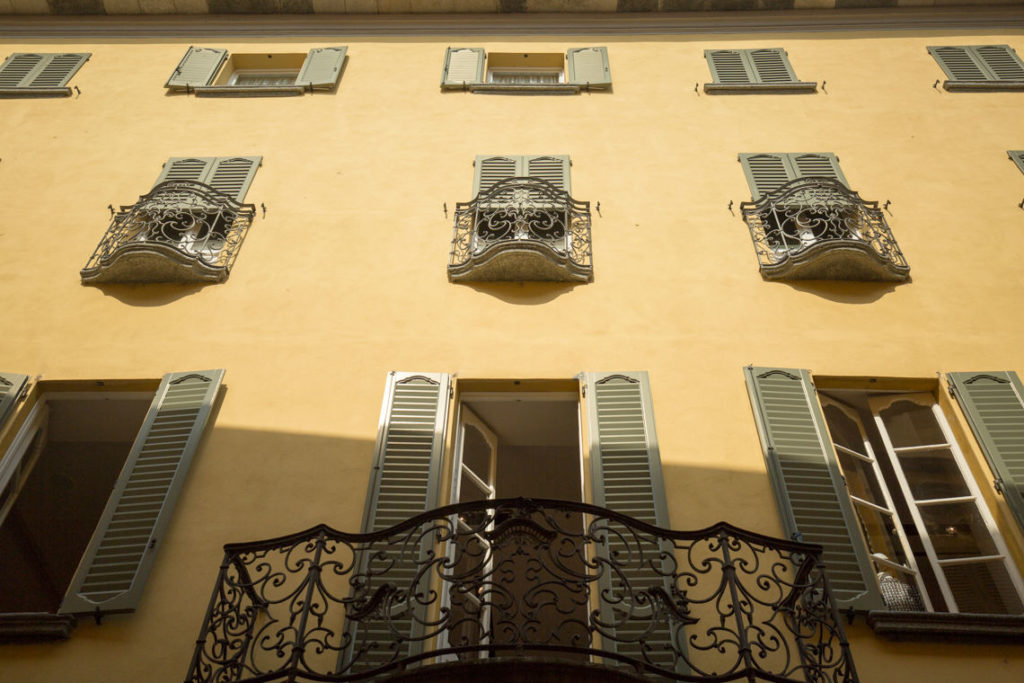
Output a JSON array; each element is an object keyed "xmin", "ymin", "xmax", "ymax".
[
  {"xmin": 948, "ymin": 372, "xmax": 1024, "ymax": 537},
  {"xmin": 567, "ymin": 47, "xmax": 611, "ymax": 88},
  {"xmin": 441, "ymin": 47, "xmax": 484, "ymax": 88},
  {"xmin": 744, "ymin": 366, "xmax": 885, "ymax": 612},
  {"xmin": 0, "ymin": 373, "xmax": 29, "ymax": 430},
  {"xmin": 975, "ymin": 45, "xmax": 1024, "ymax": 81},
  {"xmin": 739, "ymin": 153, "xmax": 794, "ymax": 199},
  {"xmin": 474, "ymin": 155, "xmax": 519, "ymax": 196},
  {"xmin": 296, "ymin": 46, "xmax": 347, "ymax": 90},
  {"xmin": 205, "ymin": 156, "xmax": 262, "ymax": 202},
  {"xmin": 348, "ymin": 372, "xmax": 451, "ymax": 671},
  {"xmin": 27, "ymin": 53, "xmax": 90, "ymax": 88},
  {"xmin": 165, "ymin": 47, "xmax": 227, "ymax": 90},
  {"xmin": 928, "ymin": 46, "xmax": 988, "ymax": 81},
  {"xmin": 584, "ymin": 371, "xmax": 679, "ymax": 673},
  {"xmin": 153, "ymin": 157, "xmax": 217, "ymax": 187},
  {"xmin": 525, "ymin": 154, "xmax": 571, "ymax": 193},
  {"xmin": 1010, "ymin": 151, "xmax": 1024, "ymax": 176},
  {"xmin": 791, "ymin": 153, "xmax": 848, "ymax": 187},
  {"xmin": 60, "ymin": 369, "xmax": 224, "ymax": 614},
  {"xmin": 748, "ymin": 48, "xmax": 799, "ymax": 84},
  {"xmin": 705, "ymin": 50, "xmax": 753, "ymax": 84},
  {"xmin": 0, "ymin": 53, "xmax": 45, "ymax": 88}
]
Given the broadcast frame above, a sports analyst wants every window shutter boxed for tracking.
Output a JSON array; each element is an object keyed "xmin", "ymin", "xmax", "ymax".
[
  {"xmin": 1010, "ymin": 150, "xmax": 1024, "ymax": 176},
  {"xmin": 739, "ymin": 153, "xmax": 794, "ymax": 199},
  {"xmin": 153, "ymin": 157, "xmax": 217, "ymax": 187},
  {"xmin": 928, "ymin": 46, "xmax": 989, "ymax": 81},
  {"xmin": 296, "ymin": 46, "xmax": 347, "ymax": 90},
  {"xmin": 748, "ymin": 48, "xmax": 798, "ymax": 84},
  {"xmin": 567, "ymin": 47, "xmax": 611, "ymax": 88},
  {"xmin": 975, "ymin": 45, "xmax": 1024, "ymax": 81},
  {"xmin": 0, "ymin": 53, "xmax": 45, "ymax": 88},
  {"xmin": 165, "ymin": 47, "xmax": 227, "ymax": 90},
  {"xmin": 474, "ymin": 155, "xmax": 519, "ymax": 196},
  {"xmin": 205, "ymin": 156, "xmax": 262, "ymax": 202},
  {"xmin": 791, "ymin": 152, "xmax": 849, "ymax": 187},
  {"xmin": 0, "ymin": 372, "xmax": 29, "ymax": 430},
  {"xmin": 948, "ymin": 372, "xmax": 1024, "ymax": 536},
  {"xmin": 705, "ymin": 50, "xmax": 752, "ymax": 84},
  {"xmin": 525, "ymin": 154, "xmax": 571, "ymax": 193},
  {"xmin": 743, "ymin": 366, "xmax": 885, "ymax": 612},
  {"xmin": 59, "ymin": 369, "xmax": 224, "ymax": 614},
  {"xmin": 27, "ymin": 53, "xmax": 90, "ymax": 88},
  {"xmin": 441, "ymin": 47, "xmax": 484, "ymax": 88}
]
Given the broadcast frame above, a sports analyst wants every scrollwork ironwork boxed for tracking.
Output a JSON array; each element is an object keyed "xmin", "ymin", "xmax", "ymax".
[
  {"xmin": 740, "ymin": 178, "xmax": 909, "ymax": 281},
  {"xmin": 186, "ymin": 498, "xmax": 858, "ymax": 682}
]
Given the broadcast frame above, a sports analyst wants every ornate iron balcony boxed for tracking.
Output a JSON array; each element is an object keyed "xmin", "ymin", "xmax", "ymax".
[
  {"xmin": 186, "ymin": 498, "xmax": 858, "ymax": 683},
  {"xmin": 740, "ymin": 178, "xmax": 910, "ymax": 281},
  {"xmin": 80, "ymin": 180, "xmax": 256, "ymax": 284},
  {"xmin": 448, "ymin": 177, "xmax": 592, "ymax": 282}
]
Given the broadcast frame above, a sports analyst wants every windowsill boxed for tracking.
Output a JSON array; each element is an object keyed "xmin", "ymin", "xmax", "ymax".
[
  {"xmin": 867, "ymin": 610, "xmax": 1024, "ymax": 643},
  {"xmin": 468, "ymin": 83, "xmax": 582, "ymax": 94},
  {"xmin": 0, "ymin": 87, "xmax": 72, "ymax": 97},
  {"xmin": 703, "ymin": 81, "xmax": 817, "ymax": 94},
  {"xmin": 943, "ymin": 80, "xmax": 1024, "ymax": 91},
  {"xmin": 192, "ymin": 85, "xmax": 305, "ymax": 97},
  {"xmin": 0, "ymin": 613, "xmax": 77, "ymax": 642}
]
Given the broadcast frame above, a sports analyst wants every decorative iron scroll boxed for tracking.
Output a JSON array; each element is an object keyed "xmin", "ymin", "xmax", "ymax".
[
  {"xmin": 448, "ymin": 177, "xmax": 592, "ymax": 282},
  {"xmin": 740, "ymin": 178, "xmax": 909, "ymax": 281},
  {"xmin": 186, "ymin": 498, "xmax": 858, "ymax": 683},
  {"xmin": 81, "ymin": 180, "xmax": 255, "ymax": 282}
]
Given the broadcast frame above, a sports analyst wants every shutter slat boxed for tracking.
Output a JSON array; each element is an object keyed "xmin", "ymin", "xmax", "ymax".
[
  {"xmin": 153, "ymin": 157, "xmax": 216, "ymax": 188},
  {"xmin": 27, "ymin": 53, "xmax": 90, "ymax": 88},
  {"xmin": 739, "ymin": 153, "xmax": 794, "ymax": 199},
  {"xmin": 567, "ymin": 47, "xmax": 611, "ymax": 88},
  {"xmin": 975, "ymin": 45, "xmax": 1024, "ymax": 81},
  {"xmin": 749, "ymin": 48, "xmax": 797, "ymax": 84},
  {"xmin": 60, "ymin": 369, "xmax": 224, "ymax": 614},
  {"xmin": 295, "ymin": 46, "xmax": 347, "ymax": 90},
  {"xmin": 706, "ymin": 50, "xmax": 752, "ymax": 84},
  {"xmin": 929, "ymin": 46, "xmax": 989, "ymax": 81},
  {"xmin": 0, "ymin": 53, "xmax": 44, "ymax": 88},
  {"xmin": 474, "ymin": 155, "xmax": 518, "ymax": 196},
  {"xmin": 525, "ymin": 155, "xmax": 571, "ymax": 193},
  {"xmin": 206, "ymin": 156, "xmax": 262, "ymax": 202},
  {"xmin": 791, "ymin": 153, "xmax": 848, "ymax": 187},
  {"xmin": 442, "ymin": 47, "xmax": 484, "ymax": 88}
]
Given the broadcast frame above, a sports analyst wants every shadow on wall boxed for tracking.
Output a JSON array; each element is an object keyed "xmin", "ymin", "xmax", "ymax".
[
  {"xmin": 461, "ymin": 281, "xmax": 582, "ymax": 305},
  {"xmin": 782, "ymin": 278, "xmax": 905, "ymax": 304},
  {"xmin": 85, "ymin": 282, "xmax": 208, "ymax": 306}
]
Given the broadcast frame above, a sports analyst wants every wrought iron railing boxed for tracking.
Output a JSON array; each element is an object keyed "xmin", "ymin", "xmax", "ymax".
[
  {"xmin": 186, "ymin": 498, "xmax": 858, "ymax": 683},
  {"xmin": 740, "ymin": 178, "xmax": 909, "ymax": 281},
  {"xmin": 448, "ymin": 177, "xmax": 592, "ymax": 282},
  {"xmin": 81, "ymin": 180, "xmax": 255, "ymax": 283}
]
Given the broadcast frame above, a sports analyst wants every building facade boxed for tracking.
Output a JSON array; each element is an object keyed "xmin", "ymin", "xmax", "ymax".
[{"xmin": 0, "ymin": 4, "xmax": 1023, "ymax": 682}]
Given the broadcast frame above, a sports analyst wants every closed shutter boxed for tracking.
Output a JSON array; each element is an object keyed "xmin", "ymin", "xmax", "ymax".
[
  {"xmin": 567, "ymin": 47, "xmax": 611, "ymax": 88},
  {"xmin": 441, "ymin": 47, "xmax": 484, "ymax": 88},
  {"xmin": 791, "ymin": 153, "xmax": 849, "ymax": 187},
  {"xmin": 0, "ymin": 372, "xmax": 29, "ymax": 430},
  {"xmin": 584, "ymin": 371, "xmax": 679, "ymax": 673},
  {"xmin": 525, "ymin": 155, "xmax": 571, "ymax": 193},
  {"xmin": 153, "ymin": 157, "xmax": 217, "ymax": 187},
  {"xmin": 740, "ymin": 153, "xmax": 847, "ymax": 199},
  {"xmin": 296, "ymin": 46, "xmax": 347, "ymax": 90},
  {"xmin": 165, "ymin": 47, "xmax": 227, "ymax": 90},
  {"xmin": 474, "ymin": 155, "xmax": 519, "ymax": 196},
  {"xmin": 0, "ymin": 53, "xmax": 45, "ymax": 88},
  {"xmin": 205, "ymin": 157, "xmax": 262, "ymax": 202},
  {"xmin": 975, "ymin": 45, "xmax": 1024, "ymax": 81},
  {"xmin": 705, "ymin": 50, "xmax": 752, "ymax": 84},
  {"xmin": 60, "ymin": 369, "xmax": 224, "ymax": 614},
  {"xmin": 0, "ymin": 53, "xmax": 89, "ymax": 91},
  {"xmin": 348, "ymin": 372, "xmax": 451, "ymax": 672},
  {"xmin": 928, "ymin": 45, "xmax": 1024, "ymax": 83},
  {"xmin": 948, "ymin": 372, "xmax": 1024, "ymax": 536},
  {"xmin": 748, "ymin": 48, "xmax": 798, "ymax": 84},
  {"xmin": 928, "ymin": 46, "xmax": 988, "ymax": 81},
  {"xmin": 744, "ymin": 366, "xmax": 885, "ymax": 611},
  {"xmin": 1010, "ymin": 150, "xmax": 1024, "ymax": 176}
]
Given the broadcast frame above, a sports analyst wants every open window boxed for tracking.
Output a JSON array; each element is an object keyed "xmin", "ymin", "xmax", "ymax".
[
  {"xmin": 441, "ymin": 47, "xmax": 610, "ymax": 93},
  {"xmin": 165, "ymin": 46, "xmax": 347, "ymax": 96}
]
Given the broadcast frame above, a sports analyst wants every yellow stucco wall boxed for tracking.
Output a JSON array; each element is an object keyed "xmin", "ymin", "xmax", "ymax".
[{"xmin": 0, "ymin": 13, "xmax": 1023, "ymax": 681}]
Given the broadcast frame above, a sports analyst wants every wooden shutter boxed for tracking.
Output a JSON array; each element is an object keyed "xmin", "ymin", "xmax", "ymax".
[
  {"xmin": 205, "ymin": 157, "xmax": 262, "ymax": 202},
  {"xmin": 60, "ymin": 369, "xmax": 224, "ymax": 614},
  {"xmin": 525, "ymin": 154, "xmax": 571, "ymax": 193},
  {"xmin": 948, "ymin": 372, "xmax": 1024, "ymax": 536},
  {"xmin": 0, "ymin": 53, "xmax": 89, "ymax": 90},
  {"xmin": 929, "ymin": 46, "xmax": 989, "ymax": 81},
  {"xmin": 705, "ymin": 50, "xmax": 752, "ymax": 84},
  {"xmin": 790, "ymin": 153, "xmax": 849, "ymax": 187},
  {"xmin": 744, "ymin": 366, "xmax": 885, "ymax": 611},
  {"xmin": 474, "ymin": 155, "xmax": 519, "ymax": 196},
  {"xmin": 975, "ymin": 45, "xmax": 1024, "ymax": 81},
  {"xmin": 748, "ymin": 48, "xmax": 798, "ymax": 84},
  {"xmin": 1010, "ymin": 150, "xmax": 1024, "ymax": 176},
  {"xmin": 296, "ymin": 46, "xmax": 347, "ymax": 90},
  {"xmin": 165, "ymin": 47, "xmax": 227, "ymax": 90},
  {"xmin": 441, "ymin": 47, "xmax": 484, "ymax": 88},
  {"xmin": 739, "ymin": 153, "xmax": 794, "ymax": 199},
  {"xmin": 153, "ymin": 157, "xmax": 216, "ymax": 187},
  {"xmin": 0, "ymin": 53, "xmax": 45, "ymax": 88},
  {"xmin": 567, "ymin": 47, "xmax": 611, "ymax": 88},
  {"xmin": 0, "ymin": 372, "xmax": 29, "ymax": 431}
]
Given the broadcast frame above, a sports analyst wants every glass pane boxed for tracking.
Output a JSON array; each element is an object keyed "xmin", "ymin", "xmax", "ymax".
[
  {"xmin": 231, "ymin": 71, "xmax": 297, "ymax": 86},
  {"xmin": 853, "ymin": 502, "xmax": 909, "ymax": 565},
  {"xmin": 895, "ymin": 448, "xmax": 970, "ymax": 500},
  {"xmin": 459, "ymin": 470, "xmax": 489, "ymax": 505},
  {"xmin": 920, "ymin": 501, "xmax": 1000, "ymax": 559},
  {"xmin": 837, "ymin": 450, "xmax": 887, "ymax": 507},
  {"xmin": 879, "ymin": 399, "xmax": 946, "ymax": 448},
  {"xmin": 943, "ymin": 560, "xmax": 1024, "ymax": 615},
  {"xmin": 823, "ymin": 404, "xmax": 867, "ymax": 454},
  {"xmin": 875, "ymin": 564, "xmax": 926, "ymax": 611},
  {"xmin": 462, "ymin": 424, "xmax": 491, "ymax": 482}
]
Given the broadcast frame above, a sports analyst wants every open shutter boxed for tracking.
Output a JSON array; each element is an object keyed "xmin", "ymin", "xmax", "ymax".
[
  {"xmin": 165, "ymin": 47, "xmax": 227, "ymax": 90},
  {"xmin": 744, "ymin": 367, "xmax": 885, "ymax": 612},
  {"xmin": 0, "ymin": 372, "xmax": 29, "ymax": 430},
  {"xmin": 928, "ymin": 46, "xmax": 989, "ymax": 81},
  {"xmin": 525, "ymin": 154, "xmax": 571, "ymax": 193},
  {"xmin": 705, "ymin": 50, "xmax": 752, "ymax": 84},
  {"xmin": 296, "ymin": 46, "xmax": 347, "ymax": 90},
  {"xmin": 205, "ymin": 156, "xmax": 262, "ymax": 202},
  {"xmin": 748, "ymin": 48, "xmax": 798, "ymax": 84},
  {"xmin": 153, "ymin": 157, "xmax": 216, "ymax": 187},
  {"xmin": 474, "ymin": 155, "xmax": 519, "ymax": 196},
  {"xmin": 1010, "ymin": 150, "xmax": 1024, "ymax": 176},
  {"xmin": 739, "ymin": 153, "xmax": 795, "ymax": 199},
  {"xmin": 584, "ymin": 371, "xmax": 679, "ymax": 673},
  {"xmin": 948, "ymin": 372, "xmax": 1024, "ymax": 536},
  {"xmin": 791, "ymin": 153, "xmax": 849, "ymax": 187},
  {"xmin": 27, "ymin": 53, "xmax": 89, "ymax": 88},
  {"xmin": 975, "ymin": 45, "xmax": 1024, "ymax": 81},
  {"xmin": 60, "ymin": 369, "xmax": 224, "ymax": 614},
  {"xmin": 567, "ymin": 47, "xmax": 611, "ymax": 88},
  {"xmin": 441, "ymin": 47, "xmax": 484, "ymax": 88}
]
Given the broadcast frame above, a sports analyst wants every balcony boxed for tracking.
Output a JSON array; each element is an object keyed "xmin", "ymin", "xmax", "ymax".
[
  {"xmin": 448, "ymin": 178, "xmax": 592, "ymax": 283},
  {"xmin": 80, "ymin": 180, "xmax": 256, "ymax": 284},
  {"xmin": 186, "ymin": 498, "xmax": 858, "ymax": 683},
  {"xmin": 740, "ymin": 178, "xmax": 910, "ymax": 281}
]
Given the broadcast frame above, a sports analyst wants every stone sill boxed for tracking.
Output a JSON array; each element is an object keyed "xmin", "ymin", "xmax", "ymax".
[
  {"xmin": 944, "ymin": 79, "xmax": 1024, "ymax": 91},
  {"xmin": 0, "ymin": 87, "xmax": 71, "ymax": 97},
  {"xmin": 193, "ymin": 84, "xmax": 306, "ymax": 96},
  {"xmin": 867, "ymin": 610, "xmax": 1024, "ymax": 643},
  {"xmin": 704, "ymin": 81, "xmax": 817, "ymax": 93},
  {"xmin": 0, "ymin": 613, "xmax": 77, "ymax": 642}
]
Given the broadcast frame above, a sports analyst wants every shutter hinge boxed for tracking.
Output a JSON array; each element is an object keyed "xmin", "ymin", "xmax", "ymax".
[
  {"xmin": 449, "ymin": 385, "xmax": 453, "ymax": 399},
  {"xmin": 994, "ymin": 479, "xmax": 1005, "ymax": 495},
  {"xmin": 148, "ymin": 538, "xmax": 157, "ymax": 550},
  {"xmin": 581, "ymin": 385, "xmax": 586, "ymax": 398},
  {"xmin": 790, "ymin": 530, "xmax": 803, "ymax": 542},
  {"xmin": 948, "ymin": 380, "xmax": 957, "ymax": 398}
]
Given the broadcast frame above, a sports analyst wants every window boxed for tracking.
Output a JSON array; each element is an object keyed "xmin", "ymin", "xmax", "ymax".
[
  {"xmin": 80, "ymin": 156, "xmax": 261, "ymax": 285},
  {"xmin": 738, "ymin": 152, "xmax": 910, "ymax": 281},
  {"xmin": 165, "ymin": 46, "xmax": 346, "ymax": 95},
  {"xmin": 0, "ymin": 370, "xmax": 224, "ymax": 639},
  {"xmin": 0, "ymin": 53, "xmax": 89, "ymax": 97},
  {"xmin": 448, "ymin": 155, "xmax": 592, "ymax": 283},
  {"xmin": 745, "ymin": 367, "xmax": 1024, "ymax": 635},
  {"xmin": 928, "ymin": 45, "xmax": 1024, "ymax": 90},
  {"xmin": 703, "ymin": 48, "xmax": 816, "ymax": 93},
  {"xmin": 441, "ymin": 47, "xmax": 610, "ymax": 93}
]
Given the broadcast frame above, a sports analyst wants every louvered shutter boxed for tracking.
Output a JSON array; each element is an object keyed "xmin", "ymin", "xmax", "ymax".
[
  {"xmin": 441, "ymin": 47, "xmax": 484, "ymax": 88},
  {"xmin": 205, "ymin": 157, "xmax": 261, "ymax": 202},
  {"xmin": 975, "ymin": 45, "xmax": 1024, "ymax": 81},
  {"xmin": 567, "ymin": 47, "xmax": 611, "ymax": 88},
  {"xmin": 748, "ymin": 48, "xmax": 798, "ymax": 84},
  {"xmin": 744, "ymin": 367, "xmax": 885, "ymax": 611},
  {"xmin": 0, "ymin": 372, "xmax": 29, "ymax": 430},
  {"xmin": 0, "ymin": 53, "xmax": 45, "ymax": 88},
  {"xmin": 525, "ymin": 155, "xmax": 571, "ymax": 193},
  {"xmin": 584, "ymin": 371, "xmax": 679, "ymax": 673},
  {"xmin": 739, "ymin": 153, "xmax": 794, "ymax": 199},
  {"xmin": 705, "ymin": 50, "xmax": 752, "ymax": 84},
  {"xmin": 27, "ymin": 53, "xmax": 90, "ymax": 88},
  {"xmin": 153, "ymin": 157, "xmax": 217, "ymax": 187},
  {"xmin": 928, "ymin": 46, "xmax": 989, "ymax": 81},
  {"xmin": 165, "ymin": 47, "xmax": 227, "ymax": 90},
  {"xmin": 1010, "ymin": 150, "xmax": 1024, "ymax": 176},
  {"xmin": 948, "ymin": 372, "xmax": 1024, "ymax": 536},
  {"xmin": 296, "ymin": 46, "xmax": 347, "ymax": 90},
  {"xmin": 60, "ymin": 369, "xmax": 224, "ymax": 614},
  {"xmin": 791, "ymin": 153, "xmax": 849, "ymax": 187},
  {"xmin": 348, "ymin": 372, "xmax": 451, "ymax": 671},
  {"xmin": 473, "ymin": 155, "xmax": 519, "ymax": 196}
]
